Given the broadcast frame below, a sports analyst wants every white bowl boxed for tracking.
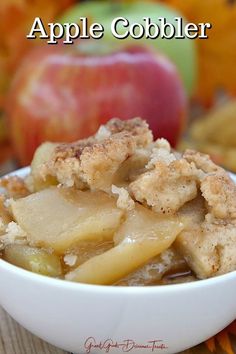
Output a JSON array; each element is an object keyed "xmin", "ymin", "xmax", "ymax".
[{"xmin": 0, "ymin": 167, "xmax": 236, "ymax": 354}]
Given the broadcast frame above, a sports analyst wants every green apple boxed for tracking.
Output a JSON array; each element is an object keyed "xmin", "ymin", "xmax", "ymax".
[{"xmin": 60, "ymin": 1, "xmax": 197, "ymax": 95}]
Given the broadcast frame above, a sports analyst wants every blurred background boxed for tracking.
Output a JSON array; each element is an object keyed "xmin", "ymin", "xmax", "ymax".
[{"xmin": 0, "ymin": 0, "xmax": 236, "ymax": 178}]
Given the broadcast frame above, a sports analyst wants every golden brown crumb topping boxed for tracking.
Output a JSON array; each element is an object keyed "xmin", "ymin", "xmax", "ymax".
[
  {"xmin": 183, "ymin": 149, "xmax": 224, "ymax": 174},
  {"xmin": 130, "ymin": 159, "xmax": 198, "ymax": 214},
  {"xmin": 5, "ymin": 117, "xmax": 235, "ymax": 281},
  {"xmin": 201, "ymin": 173, "xmax": 236, "ymax": 219},
  {"xmin": 29, "ymin": 118, "xmax": 236, "ymax": 219},
  {"xmin": 36, "ymin": 118, "xmax": 153, "ymax": 190},
  {"xmin": 105, "ymin": 118, "xmax": 153, "ymax": 147}
]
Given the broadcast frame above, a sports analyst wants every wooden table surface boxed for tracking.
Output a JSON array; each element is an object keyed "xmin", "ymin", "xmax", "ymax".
[{"xmin": 0, "ymin": 307, "xmax": 67, "ymax": 354}]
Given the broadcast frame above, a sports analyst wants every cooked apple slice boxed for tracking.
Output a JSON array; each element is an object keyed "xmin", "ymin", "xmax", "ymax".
[
  {"xmin": 4, "ymin": 244, "xmax": 62, "ymax": 277},
  {"xmin": 11, "ymin": 188, "xmax": 124, "ymax": 254},
  {"xmin": 31, "ymin": 142, "xmax": 58, "ymax": 191},
  {"xmin": 66, "ymin": 204, "xmax": 184, "ymax": 285},
  {"xmin": 116, "ymin": 248, "xmax": 189, "ymax": 286}
]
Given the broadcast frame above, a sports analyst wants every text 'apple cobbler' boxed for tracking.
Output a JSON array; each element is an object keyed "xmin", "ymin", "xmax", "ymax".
[{"xmin": 0, "ymin": 118, "xmax": 236, "ymax": 285}]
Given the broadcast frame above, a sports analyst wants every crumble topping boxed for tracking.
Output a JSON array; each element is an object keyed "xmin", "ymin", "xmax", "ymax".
[
  {"xmin": 0, "ymin": 221, "xmax": 27, "ymax": 249},
  {"xmin": 64, "ymin": 254, "xmax": 78, "ymax": 267},
  {"xmin": 79, "ymin": 132, "xmax": 136, "ymax": 190},
  {"xmin": 130, "ymin": 159, "xmax": 198, "ymax": 214},
  {"xmin": 35, "ymin": 118, "xmax": 152, "ymax": 191},
  {"xmin": 111, "ymin": 185, "xmax": 135, "ymax": 211},
  {"xmin": 1, "ymin": 118, "xmax": 236, "ymax": 281},
  {"xmin": 146, "ymin": 138, "xmax": 176, "ymax": 169},
  {"xmin": 201, "ymin": 173, "xmax": 236, "ymax": 219},
  {"xmin": 183, "ymin": 149, "xmax": 223, "ymax": 174},
  {"xmin": 105, "ymin": 117, "xmax": 153, "ymax": 147},
  {"xmin": 95, "ymin": 125, "xmax": 111, "ymax": 141}
]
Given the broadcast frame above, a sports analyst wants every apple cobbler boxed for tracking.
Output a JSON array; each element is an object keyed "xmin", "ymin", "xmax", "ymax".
[{"xmin": 0, "ymin": 118, "xmax": 236, "ymax": 285}]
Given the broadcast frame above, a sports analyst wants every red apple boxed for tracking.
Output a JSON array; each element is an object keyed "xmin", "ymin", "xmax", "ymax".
[{"xmin": 6, "ymin": 43, "xmax": 187, "ymax": 166}]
